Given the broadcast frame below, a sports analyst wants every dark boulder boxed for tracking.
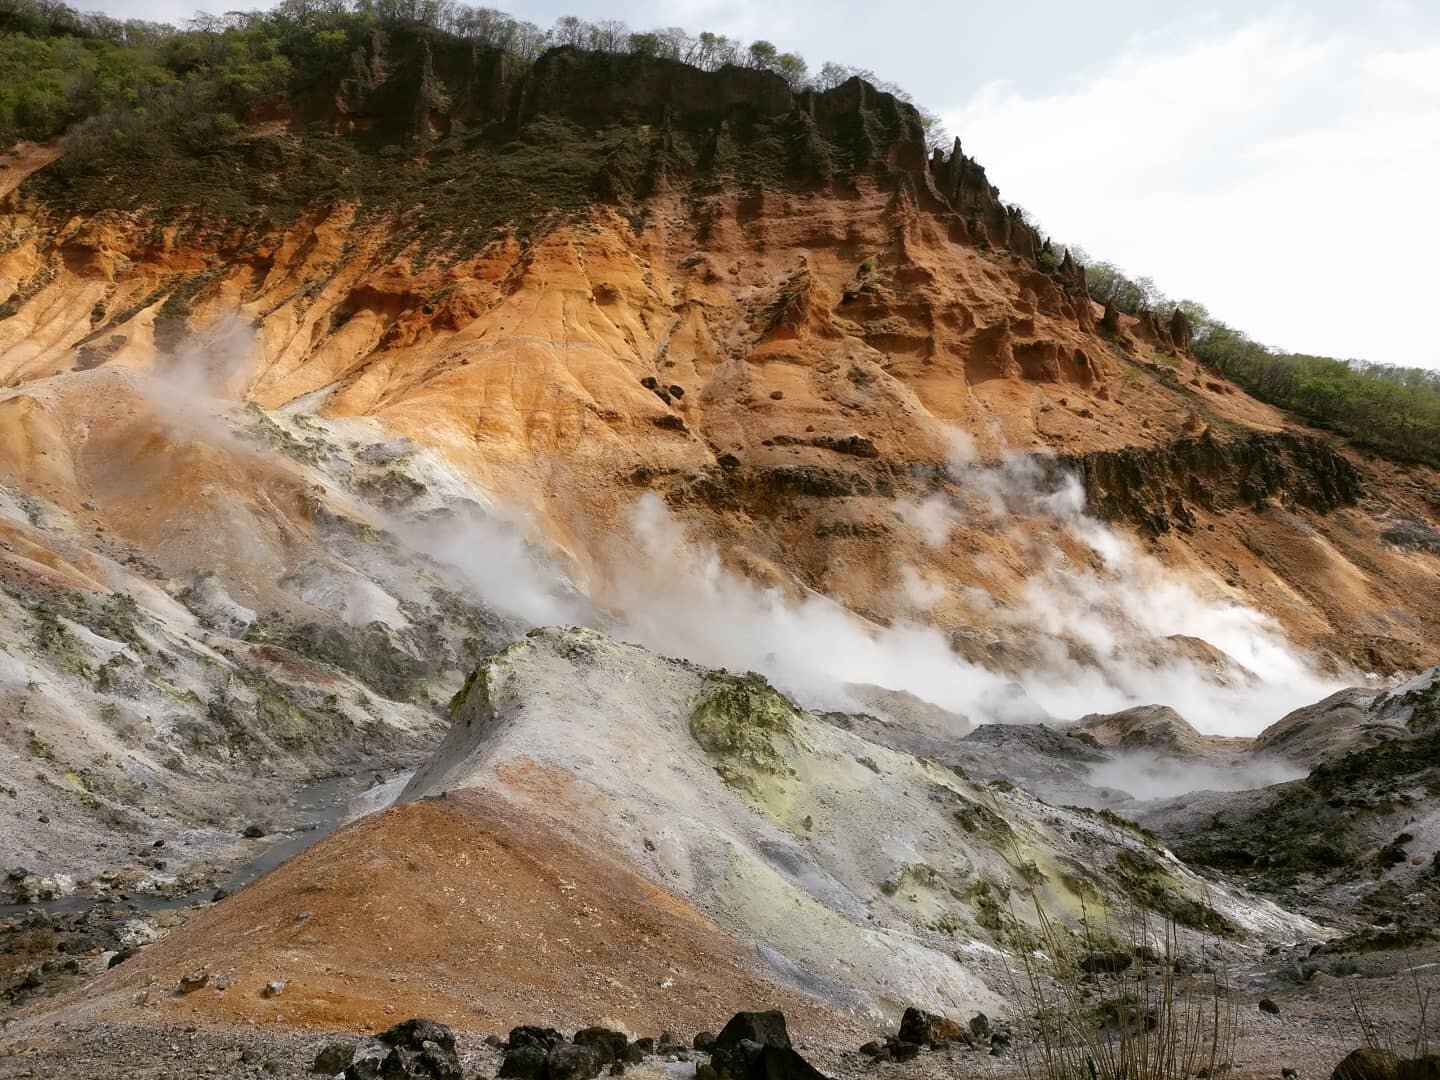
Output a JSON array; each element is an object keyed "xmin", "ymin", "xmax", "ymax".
[
  {"xmin": 1134, "ymin": 944, "xmax": 1163, "ymax": 964},
  {"xmin": 897, "ymin": 1007, "xmax": 965, "ymax": 1047},
  {"xmin": 342, "ymin": 1043, "xmax": 390, "ymax": 1080},
  {"xmin": 348, "ymin": 1019, "xmax": 461, "ymax": 1080},
  {"xmin": 657, "ymin": 1031, "xmax": 688, "ymax": 1055},
  {"xmin": 888, "ymin": 1041, "xmax": 921, "ymax": 1063},
  {"xmin": 573, "ymin": 1029, "xmax": 629, "ymax": 1066},
  {"xmin": 380, "ymin": 1019, "xmax": 457, "ymax": 1056},
  {"xmin": 1259, "ymin": 998, "xmax": 1281, "ymax": 1015},
  {"xmin": 378, "ymin": 1048, "xmax": 427, "ymax": 1079},
  {"xmin": 314, "ymin": 1041, "xmax": 356, "ymax": 1074},
  {"xmin": 499, "ymin": 1046, "xmax": 550, "ymax": 1080},
  {"xmin": 510, "ymin": 1027, "xmax": 566, "ymax": 1052},
  {"xmin": 1333, "ymin": 1049, "xmax": 1400, "ymax": 1080},
  {"xmin": 1079, "ymin": 951, "xmax": 1133, "ymax": 975},
  {"xmin": 715, "ymin": 1011, "xmax": 791, "ymax": 1051},
  {"xmin": 712, "ymin": 1040, "xmax": 828, "ymax": 1080},
  {"xmin": 548, "ymin": 1045, "xmax": 602, "ymax": 1080},
  {"xmin": 1398, "ymin": 1057, "xmax": 1440, "ymax": 1080},
  {"xmin": 694, "ymin": 1033, "xmax": 717, "ymax": 1053}
]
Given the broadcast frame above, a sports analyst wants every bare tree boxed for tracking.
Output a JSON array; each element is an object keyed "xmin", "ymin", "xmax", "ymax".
[
  {"xmin": 549, "ymin": 14, "xmax": 589, "ymax": 47},
  {"xmin": 587, "ymin": 18, "xmax": 628, "ymax": 52}
]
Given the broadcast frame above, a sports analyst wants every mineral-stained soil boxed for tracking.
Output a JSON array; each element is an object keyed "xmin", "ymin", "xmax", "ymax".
[{"xmin": 17, "ymin": 792, "xmax": 859, "ymax": 1041}]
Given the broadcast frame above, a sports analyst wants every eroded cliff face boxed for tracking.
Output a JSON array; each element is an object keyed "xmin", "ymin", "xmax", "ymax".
[{"xmin": 1, "ymin": 35, "xmax": 1438, "ymax": 686}]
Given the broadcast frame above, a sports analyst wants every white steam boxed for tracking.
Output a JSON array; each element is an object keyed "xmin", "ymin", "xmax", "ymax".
[
  {"xmin": 389, "ymin": 501, "xmax": 593, "ymax": 630},
  {"xmin": 1085, "ymin": 752, "xmax": 1307, "ymax": 801},
  {"xmin": 588, "ymin": 436, "xmax": 1344, "ymax": 737}
]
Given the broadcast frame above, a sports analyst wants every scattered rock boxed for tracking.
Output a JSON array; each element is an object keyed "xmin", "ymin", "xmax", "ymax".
[
  {"xmin": 262, "ymin": 980, "xmax": 286, "ymax": 998},
  {"xmin": 370, "ymin": 1018, "xmax": 462, "ymax": 1080},
  {"xmin": 177, "ymin": 969, "xmax": 209, "ymax": 994}
]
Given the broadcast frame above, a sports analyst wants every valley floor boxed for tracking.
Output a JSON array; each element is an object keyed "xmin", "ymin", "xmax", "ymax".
[{"xmin": 0, "ymin": 953, "xmax": 1434, "ymax": 1080}]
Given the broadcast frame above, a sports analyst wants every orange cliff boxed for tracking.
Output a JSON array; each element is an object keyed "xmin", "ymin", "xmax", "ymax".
[{"xmin": 0, "ymin": 38, "xmax": 1436, "ymax": 677}]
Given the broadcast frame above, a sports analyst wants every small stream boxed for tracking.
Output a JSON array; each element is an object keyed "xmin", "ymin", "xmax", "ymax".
[{"xmin": 0, "ymin": 770, "xmax": 412, "ymax": 919}]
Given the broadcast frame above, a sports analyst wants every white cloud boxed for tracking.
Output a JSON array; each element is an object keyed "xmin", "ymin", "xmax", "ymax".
[{"xmin": 944, "ymin": 12, "xmax": 1440, "ymax": 368}]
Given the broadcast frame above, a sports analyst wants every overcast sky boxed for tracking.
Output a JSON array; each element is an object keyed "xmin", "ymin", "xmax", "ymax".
[{"xmin": 92, "ymin": 0, "xmax": 1440, "ymax": 368}]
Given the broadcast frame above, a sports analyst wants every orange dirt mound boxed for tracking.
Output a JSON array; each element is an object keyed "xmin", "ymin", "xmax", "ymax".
[{"xmin": 73, "ymin": 792, "xmax": 859, "ymax": 1040}]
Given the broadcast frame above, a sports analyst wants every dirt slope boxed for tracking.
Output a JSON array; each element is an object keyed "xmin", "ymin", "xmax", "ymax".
[{"xmin": 30, "ymin": 791, "xmax": 855, "ymax": 1041}]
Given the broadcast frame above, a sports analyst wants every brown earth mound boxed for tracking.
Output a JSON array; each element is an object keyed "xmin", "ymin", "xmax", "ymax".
[{"xmin": 39, "ymin": 792, "xmax": 857, "ymax": 1041}]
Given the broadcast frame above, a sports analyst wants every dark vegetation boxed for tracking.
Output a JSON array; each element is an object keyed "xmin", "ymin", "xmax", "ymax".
[
  {"xmin": 1079, "ymin": 257, "xmax": 1440, "ymax": 468},
  {"xmin": 0, "ymin": 0, "xmax": 945, "ymax": 152},
  {"xmin": 0, "ymin": 0, "xmax": 946, "ymax": 258}
]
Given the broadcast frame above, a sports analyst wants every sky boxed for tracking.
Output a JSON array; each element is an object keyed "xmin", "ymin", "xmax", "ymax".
[{"xmin": 90, "ymin": 0, "xmax": 1440, "ymax": 368}]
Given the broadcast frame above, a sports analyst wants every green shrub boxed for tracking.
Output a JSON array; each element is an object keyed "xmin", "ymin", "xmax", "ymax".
[{"xmin": 1076, "ymin": 257, "xmax": 1440, "ymax": 468}]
